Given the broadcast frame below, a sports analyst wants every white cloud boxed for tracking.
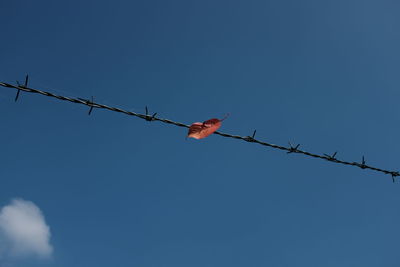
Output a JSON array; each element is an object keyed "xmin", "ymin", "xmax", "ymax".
[{"xmin": 0, "ymin": 199, "xmax": 53, "ymax": 258}]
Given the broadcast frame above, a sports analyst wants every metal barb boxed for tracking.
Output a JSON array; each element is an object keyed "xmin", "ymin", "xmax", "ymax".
[
  {"xmin": 24, "ymin": 75, "xmax": 29, "ymax": 88},
  {"xmin": 78, "ymin": 96, "xmax": 95, "ymax": 115},
  {"xmin": 323, "ymin": 151, "xmax": 338, "ymax": 161},
  {"xmin": 360, "ymin": 156, "xmax": 366, "ymax": 169},
  {"xmin": 145, "ymin": 106, "xmax": 157, "ymax": 121},
  {"xmin": 287, "ymin": 142, "xmax": 300, "ymax": 154},
  {"xmin": 14, "ymin": 75, "xmax": 28, "ymax": 102},
  {"xmin": 88, "ymin": 96, "xmax": 94, "ymax": 115},
  {"xmin": 244, "ymin": 130, "xmax": 257, "ymax": 142},
  {"xmin": 14, "ymin": 89, "xmax": 21, "ymax": 102}
]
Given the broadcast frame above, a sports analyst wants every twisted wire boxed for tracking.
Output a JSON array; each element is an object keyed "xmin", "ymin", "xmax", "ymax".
[{"xmin": 1, "ymin": 80, "xmax": 398, "ymax": 181}]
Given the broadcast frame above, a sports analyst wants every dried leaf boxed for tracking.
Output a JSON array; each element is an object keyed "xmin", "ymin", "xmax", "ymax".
[{"xmin": 187, "ymin": 115, "xmax": 228, "ymax": 139}]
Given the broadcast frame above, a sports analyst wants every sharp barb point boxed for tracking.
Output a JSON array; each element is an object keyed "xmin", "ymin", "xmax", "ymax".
[
  {"xmin": 24, "ymin": 75, "xmax": 29, "ymax": 87},
  {"xmin": 14, "ymin": 90, "xmax": 21, "ymax": 102}
]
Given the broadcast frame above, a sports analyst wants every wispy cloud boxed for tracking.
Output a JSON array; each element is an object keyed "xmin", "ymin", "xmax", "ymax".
[{"xmin": 0, "ymin": 198, "xmax": 53, "ymax": 258}]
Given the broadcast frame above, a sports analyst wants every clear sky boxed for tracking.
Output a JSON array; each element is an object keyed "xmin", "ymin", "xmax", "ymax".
[{"xmin": 1, "ymin": 0, "xmax": 400, "ymax": 266}]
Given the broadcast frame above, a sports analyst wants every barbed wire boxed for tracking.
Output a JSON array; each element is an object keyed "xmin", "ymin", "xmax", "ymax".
[{"xmin": 1, "ymin": 76, "xmax": 398, "ymax": 181}]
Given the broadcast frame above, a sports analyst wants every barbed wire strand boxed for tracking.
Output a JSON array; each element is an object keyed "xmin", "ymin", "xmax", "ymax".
[{"xmin": 1, "ymin": 77, "xmax": 398, "ymax": 181}]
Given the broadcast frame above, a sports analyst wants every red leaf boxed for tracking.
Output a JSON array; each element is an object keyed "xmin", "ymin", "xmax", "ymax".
[{"xmin": 187, "ymin": 115, "xmax": 228, "ymax": 139}]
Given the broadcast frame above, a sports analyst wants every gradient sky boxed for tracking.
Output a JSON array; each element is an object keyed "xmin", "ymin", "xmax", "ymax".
[{"xmin": 1, "ymin": 0, "xmax": 400, "ymax": 266}]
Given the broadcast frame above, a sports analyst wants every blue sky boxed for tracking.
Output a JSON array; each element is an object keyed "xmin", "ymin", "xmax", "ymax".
[{"xmin": 1, "ymin": 0, "xmax": 400, "ymax": 266}]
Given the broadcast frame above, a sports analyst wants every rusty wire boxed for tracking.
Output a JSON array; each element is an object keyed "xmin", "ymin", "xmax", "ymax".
[{"xmin": 1, "ymin": 76, "xmax": 398, "ymax": 181}]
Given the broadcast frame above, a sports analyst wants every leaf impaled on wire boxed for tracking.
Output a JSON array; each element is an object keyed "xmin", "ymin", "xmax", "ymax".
[{"xmin": 187, "ymin": 115, "xmax": 228, "ymax": 139}]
